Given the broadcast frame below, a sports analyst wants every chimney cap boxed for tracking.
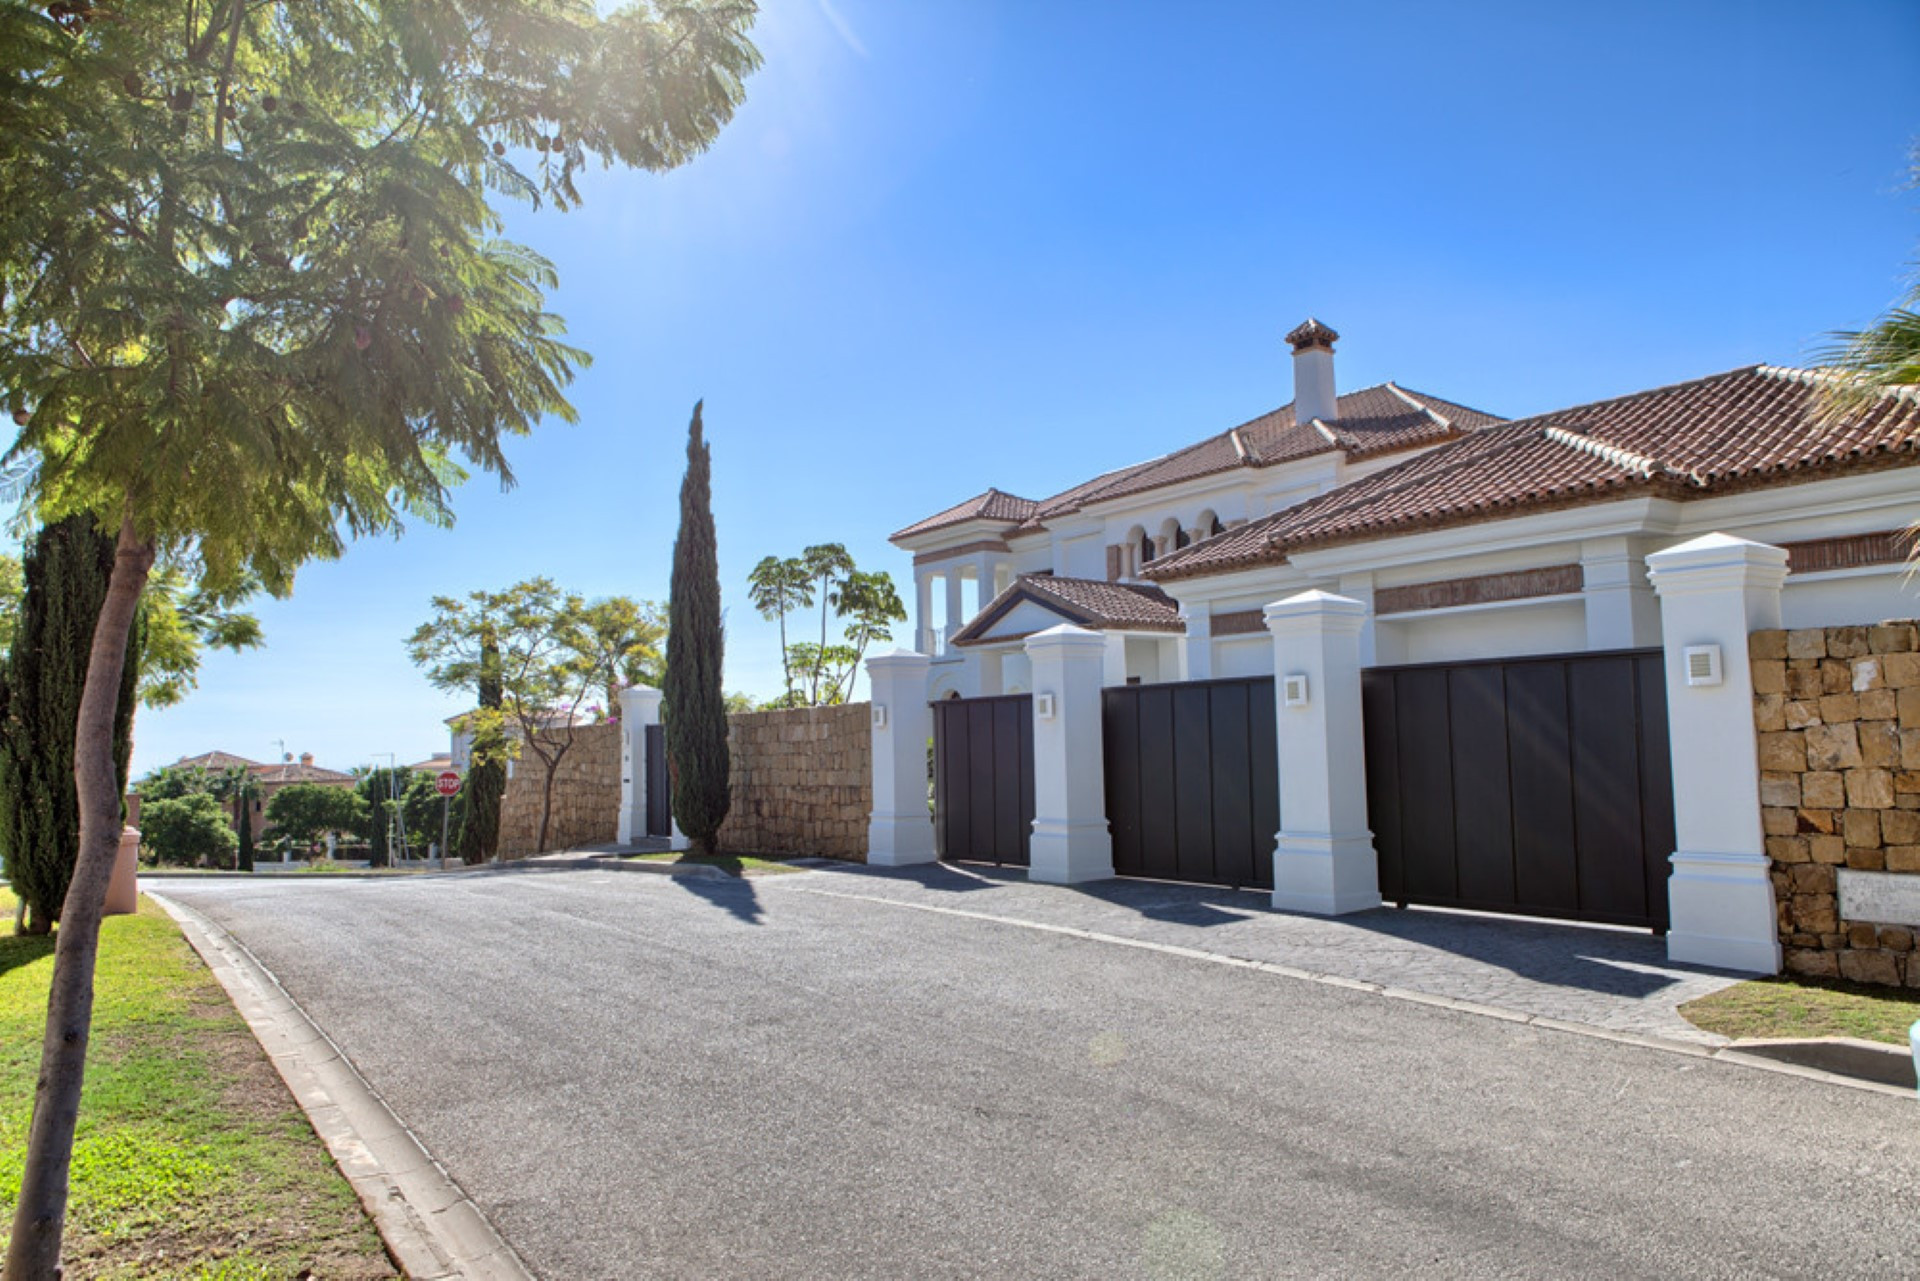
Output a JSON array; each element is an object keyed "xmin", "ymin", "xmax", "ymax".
[{"xmin": 1285, "ymin": 317, "xmax": 1340, "ymax": 353}]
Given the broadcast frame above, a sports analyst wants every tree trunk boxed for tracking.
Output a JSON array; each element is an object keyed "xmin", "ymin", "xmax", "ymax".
[
  {"xmin": 5, "ymin": 516, "xmax": 154, "ymax": 1281},
  {"xmin": 534, "ymin": 744, "xmax": 568, "ymax": 853}
]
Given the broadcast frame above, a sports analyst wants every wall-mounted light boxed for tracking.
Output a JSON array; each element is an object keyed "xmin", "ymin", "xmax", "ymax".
[
  {"xmin": 1036, "ymin": 692, "xmax": 1057, "ymax": 720},
  {"xmin": 1684, "ymin": 644, "xmax": 1723, "ymax": 687},
  {"xmin": 1283, "ymin": 673, "xmax": 1309, "ymax": 707},
  {"xmin": 871, "ymin": 703, "xmax": 888, "ymax": 728}
]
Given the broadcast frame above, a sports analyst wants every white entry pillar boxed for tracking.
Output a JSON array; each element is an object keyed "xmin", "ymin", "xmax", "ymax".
[
  {"xmin": 1265, "ymin": 591, "xmax": 1382, "ymax": 915},
  {"xmin": 1646, "ymin": 533, "xmax": 1787, "ymax": 974},
  {"xmin": 1025, "ymin": 625, "xmax": 1114, "ymax": 884},
  {"xmin": 617, "ymin": 685, "xmax": 689, "ymax": 850},
  {"xmin": 866, "ymin": 649, "xmax": 937, "ymax": 866},
  {"xmin": 944, "ymin": 571, "xmax": 966, "ymax": 650},
  {"xmin": 1178, "ymin": 606, "xmax": 1213, "ymax": 681}
]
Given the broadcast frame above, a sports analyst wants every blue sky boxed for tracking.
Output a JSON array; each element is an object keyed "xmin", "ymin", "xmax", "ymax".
[{"xmin": 130, "ymin": 0, "xmax": 1920, "ymax": 777}]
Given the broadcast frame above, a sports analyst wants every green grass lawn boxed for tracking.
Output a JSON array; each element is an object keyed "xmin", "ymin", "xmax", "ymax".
[
  {"xmin": 1681, "ymin": 974, "xmax": 1920, "ymax": 1046},
  {"xmin": 0, "ymin": 887, "xmax": 394, "ymax": 1279},
  {"xmin": 624, "ymin": 851, "xmax": 811, "ymax": 876}
]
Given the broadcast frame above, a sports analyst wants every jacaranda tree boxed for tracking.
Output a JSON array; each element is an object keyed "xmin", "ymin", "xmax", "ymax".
[{"xmin": 0, "ymin": 3, "xmax": 759, "ymax": 1272}]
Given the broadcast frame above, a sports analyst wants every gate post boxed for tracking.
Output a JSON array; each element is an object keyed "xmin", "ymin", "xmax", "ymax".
[
  {"xmin": 1025, "ymin": 625, "xmax": 1114, "ymax": 884},
  {"xmin": 866, "ymin": 649, "xmax": 937, "ymax": 866},
  {"xmin": 618, "ymin": 685, "xmax": 689, "ymax": 850},
  {"xmin": 1646, "ymin": 533, "xmax": 1787, "ymax": 974},
  {"xmin": 1265, "ymin": 591, "xmax": 1382, "ymax": 915}
]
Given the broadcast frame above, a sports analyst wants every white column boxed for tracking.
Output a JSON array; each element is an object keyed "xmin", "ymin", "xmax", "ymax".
[
  {"xmin": 944, "ymin": 571, "xmax": 965, "ymax": 650},
  {"xmin": 1265, "ymin": 591, "xmax": 1383, "ymax": 915},
  {"xmin": 1646, "ymin": 533, "xmax": 1787, "ymax": 973},
  {"xmin": 617, "ymin": 685, "xmax": 689, "ymax": 850},
  {"xmin": 1101, "ymin": 632, "xmax": 1129, "ymax": 688},
  {"xmin": 969, "ymin": 553, "xmax": 1000, "ymax": 609},
  {"xmin": 1583, "ymin": 535, "xmax": 1661, "ymax": 650},
  {"xmin": 915, "ymin": 570, "xmax": 935, "ymax": 656},
  {"xmin": 1178, "ymin": 606, "xmax": 1213, "ymax": 681},
  {"xmin": 1337, "ymin": 572, "xmax": 1379, "ymax": 668},
  {"xmin": 866, "ymin": 649, "xmax": 937, "ymax": 866},
  {"xmin": 1025, "ymin": 625, "xmax": 1114, "ymax": 884}
]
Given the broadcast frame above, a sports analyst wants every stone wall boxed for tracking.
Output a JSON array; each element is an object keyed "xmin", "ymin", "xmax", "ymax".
[
  {"xmin": 1751, "ymin": 621, "xmax": 1920, "ymax": 987},
  {"xmin": 716, "ymin": 704, "xmax": 870, "ymax": 861},
  {"xmin": 497, "ymin": 722, "xmax": 622, "ymax": 859}
]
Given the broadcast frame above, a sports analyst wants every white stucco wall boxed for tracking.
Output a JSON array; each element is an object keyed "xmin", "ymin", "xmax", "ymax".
[
  {"xmin": 1376, "ymin": 600, "xmax": 1588, "ymax": 665},
  {"xmin": 1781, "ymin": 569, "xmax": 1920, "ymax": 630},
  {"xmin": 1212, "ymin": 636, "xmax": 1274, "ymax": 678}
]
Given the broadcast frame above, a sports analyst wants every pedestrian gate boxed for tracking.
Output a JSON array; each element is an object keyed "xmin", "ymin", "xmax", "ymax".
[
  {"xmin": 1102, "ymin": 676, "xmax": 1278, "ymax": 889},
  {"xmin": 1360, "ymin": 649, "xmax": 1675, "ymax": 930},
  {"xmin": 644, "ymin": 723, "xmax": 671, "ymax": 839},
  {"xmin": 932, "ymin": 694, "xmax": 1034, "ymax": 866}
]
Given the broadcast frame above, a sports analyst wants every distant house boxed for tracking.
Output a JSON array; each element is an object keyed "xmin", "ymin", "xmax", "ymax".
[{"xmin": 128, "ymin": 750, "xmax": 356, "ymax": 837}]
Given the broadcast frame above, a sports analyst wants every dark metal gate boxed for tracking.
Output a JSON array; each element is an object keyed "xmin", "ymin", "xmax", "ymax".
[
  {"xmin": 1102, "ymin": 677, "xmax": 1278, "ymax": 889},
  {"xmin": 932, "ymin": 694, "xmax": 1034, "ymax": 866},
  {"xmin": 1361, "ymin": 649, "xmax": 1674, "ymax": 930},
  {"xmin": 644, "ymin": 723, "xmax": 671, "ymax": 839}
]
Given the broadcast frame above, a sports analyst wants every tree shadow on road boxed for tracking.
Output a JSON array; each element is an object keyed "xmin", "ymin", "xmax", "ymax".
[{"xmin": 673, "ymin": 872, "xmax": 765, "ymax": 925}]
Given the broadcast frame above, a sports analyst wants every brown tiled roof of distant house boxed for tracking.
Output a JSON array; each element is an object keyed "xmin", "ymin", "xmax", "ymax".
[
  {"xmin": 166, "ymin": 750, "xmax": 264, "ymax": 774},
  {"xmin": 250, "ymin": 761, "xmax": 356, "ymax": 785},
  {"xmin": 896, "ymin": 384, "xmax": 1503, "ymax": 543},
  {"xmin": 1145, "ymin": 365, "xmax": 1920, "ymax": 582},
  {"xmin": 953, "ymin": 574, "xmax": 1184, "ymax": 645},
  {"xmin": 892, "ymin": 488, "xmax": 1041, "ymax": 539}
]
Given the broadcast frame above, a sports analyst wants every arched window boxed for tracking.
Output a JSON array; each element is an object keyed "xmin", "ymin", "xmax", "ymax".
[
  {"xmin": 1138, "ymin": 528, "xmax": 1155, "ymax": 565},
  {"xmin": 1196, "ymin": 508, "xmax": 1223, "ymax": 541}
]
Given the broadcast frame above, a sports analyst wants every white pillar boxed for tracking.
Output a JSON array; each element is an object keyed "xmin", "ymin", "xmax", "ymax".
[
  {"xmin": 1265, "ymin": 591, "xmax": 1383, "ymax": 915},
  {"xmin": 866, "ymin": 649, "xmax": 937, "ymax": 866},
  {"xmin": 1583, "ymin": 535, "xmax": 1661, "ymax": 650},
  {"xmin": 1337, "ymin": 572, "xmax": 1379, "ymax": 668},
  {"xmin": 1101, "ymin": 632, "xmax": 1128, "ymax": 688},
  {"xmin": 618, "ymin": 686, "xmax": 688, "ymax": 850},
  {"xmin": 943, "ymin": 571, "xmax": 965, "ymax": 650},
  {"xmin": 915, "ymin": 571, "xmax": 936, "ymax": 656},
  {"xmin": 1646, "ymin": 533, "xmax": 1787, "ymax": 974},
  {"xmin": 1179, "ymin": 606, "xmax": 1213, "ymax": 681},
  {"xmin": 1025, "ymin": 625, "xmax": 1114, "ymax": 884}
]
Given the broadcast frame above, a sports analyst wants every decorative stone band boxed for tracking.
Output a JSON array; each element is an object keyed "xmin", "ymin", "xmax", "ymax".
[
  {"xmin": 1209, "ymin": 608, "xmax": 1270, "ymax": 637},
  {"xmin": 1778, "ymin": 529, "xmax": 1919, "ymax": 576},
  {"xmin": 1375, "ymin": 564, "xmax": 1584, "ymax": 616},
  {"xmin": 912, "ymin": 538, "xmax": 1012, "ymax": 567}
]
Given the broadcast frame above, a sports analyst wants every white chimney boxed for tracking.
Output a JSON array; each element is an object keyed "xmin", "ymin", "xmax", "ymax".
[{"xmin": 1287, "ymin": 317, "xmax": 1340, "ymax": 426}]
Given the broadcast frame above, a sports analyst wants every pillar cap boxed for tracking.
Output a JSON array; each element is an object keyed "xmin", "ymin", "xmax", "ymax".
[
  {"xmin": 1264, "ymin": 590, "xmax": 1368, "ymax": 629},
  {"xmin": 1023, "ymin": 623, "xmax": 1107, "ymax": 654},
  {"xmin": 866, "ymin": 647, "xmax": 933, "ymax": 671},
  {"xmin": 618, "ymin": 684, "xmax": 662, "ymax": 710},
  {"xmin": 1645, "ymin": 532, "xmax": 1788, "ymax": 594}
]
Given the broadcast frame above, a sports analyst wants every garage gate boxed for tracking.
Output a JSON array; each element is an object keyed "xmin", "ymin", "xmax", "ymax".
[
  {"xmin": 932, "ymin": 694, "xmax": 1034, "ymax": 867},
  {"xmin": 1360, "ymin": 649, "xmax": 1676, "ymax": 931}
]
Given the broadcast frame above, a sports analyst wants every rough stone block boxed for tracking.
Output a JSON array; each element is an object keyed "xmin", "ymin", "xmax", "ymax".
[
  {"xmin": 1868, "ymin": 622, "xmax": 1918, "ymax": 654},
  {"xmin": 1762, "ymin": 807, "xmax": 1797, "ymax": 836},
  {"xmin": 1902, "ymin": 729, "xmax": 1920, "ymax": 770},
  {"xmin": 1879, "ymin": 926, "xmax": 1914, "ymax": 953},
  {"xmin": 1751, "ymin": 693, "xmax": 1786, "ymax": 732},
  {"xmin": 1847, "ymin": 921, "xmax": 1882, "ymax": 949},
  {"xmin": 1750, "ymin": 659, "xmax": 1788, "ymax": 695},
  {"xmin": 1886, "ymin": 845, "xmax": 1920, "ymax": 873},
  {"xmin": 1860, "ymin": 720, "xmax": 1901, "ymax": 768},
  {"xmin": 1788, "ymin": 931, "xmax": 1820, "ymax": 948},
  {"xmin": 1808, "ymin": 834, "xmax": 1846, "ymax": 865},
  {"xmin": 1800, "ymin": 771, "xmax": 1845, "ymax": 808},
  {"xmin": 1842, "ymin": 809, "xmax": 1882, "ymax": 848},
  {"xmin": 1784, "ymin": 700, "xmax": 1822, "ymax": 730},
  {"xmin": 1859, "ymin": 688, "xmax": 1898, "ymax": 720},
  {"xmin": 1785, "ymin": 947, "xmax": 1839, "ymax": 978},
  {"xmin": 1886, "ymin": 651, "xmax": 1920, "ymax": 689},
  {"xmin": 1817, "ymin": 693, "xmax": 1857, "ymax": 723},
  {"xmin": 1901, "ymin": 687, "xmax": 1920, "ymax": 727},
  {"xmin": 1846, "ymin": 768, "xmax": 1896, "ymax": 809},
  {"xmin": 1838, "ymin": 949, "xmax": 1902, "ymax": 987},
  {"xmin": 1788, "ymin": 863, "xmax": 1836, "ymax": 894},
  {"xmin": 1750, "ymin": 630, "xmax": 1789, "ymax": 660},
  {"xmin": 1820, "ymin": 933, "xmax": 1847, "ymax": 950},
  {"xmin": 1765, "ymin": 835, "xmax": 1808, "ymax": 864},
  {"xmin": 1851, "ymin": 656, "xmax": 1884, "ymax": 691},
  {"xmin": 1897, "ymin": 770, "xmax": 1920, "ymax": 795},
  {"xmin": 1796, "ymin": 807, "xmax": 1837, "ymax": 835},
  {"xmin": 1829, "ymin": 627, "xmax": 1871, "ymax": 659},
  {"xmin": 1803, "ymin": 724, "xmax": 1860, "ymax": 771},
  {"xmin": 1787, "ymin": 628, "xmax": 1828, "ymax": 660},
  {"xmin": 1882, "ymin": 808, "xmax": 1920, "ymax": 847},
  {"xmin": 1846, "ymin": 845, "xmax": 1887, "ymax": 871},
  {"xmin": 1792, "ymin": 894, "xmax": 1839, "ymax": 934},
  {"xmin": 1758, "ymin": 731, "xmax": 1807, "ymax": 772},
  {"xmin": 1821, "ymin": 659, "xmax": 1852, "ymax": 694},
  {"xmin": 1786, "ymin": 666, "xmax": 1824, "ymax": 701},
  {"xmin": 1758, "ymin": 772, "xmax": 1802, "ymax": 807}
]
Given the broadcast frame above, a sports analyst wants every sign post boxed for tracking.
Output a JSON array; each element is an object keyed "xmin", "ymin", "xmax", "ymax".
[{"xmin": 435, "ymin": 769, "xmax": 461, "ymax": 869}]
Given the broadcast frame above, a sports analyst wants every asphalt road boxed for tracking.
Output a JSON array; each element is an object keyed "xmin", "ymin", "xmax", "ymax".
[{"xmin": 159, "ymin": 868, "xmax": 1920, "ymax": 1280}]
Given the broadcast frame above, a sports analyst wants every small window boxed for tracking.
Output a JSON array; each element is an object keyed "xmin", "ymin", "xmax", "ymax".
[
  {"xmin": 1210, "ymin": 516, "xmax": 1225, "ymax": 538},
  {"xmin": 1139, "ymin": 531, "xmax": 1154, "ymax": 564},
  {"xmin": 1175, "ymin": 528, "xmax": 1191, "ymax": 550}
]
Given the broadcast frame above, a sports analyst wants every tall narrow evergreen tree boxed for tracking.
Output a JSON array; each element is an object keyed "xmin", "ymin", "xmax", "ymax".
[
  {"xmin": 0, "ymin": 517, "xmax": 140, "ymax": 933},
  {"xmin": 235, "ymin": 779, "xmax": 256, "ymax": 872},
  {"xmin": 664, "ymin": 402, "xmax": 731, "ymax": 855},
  {"xmin": 456, "ymin": 631, "xmax": 507, "ymax": 864}
]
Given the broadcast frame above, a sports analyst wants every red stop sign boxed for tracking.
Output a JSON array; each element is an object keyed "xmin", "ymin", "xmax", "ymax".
[{"xmin": 435, "ymin": 770, "xmax": 462, "ymax": 797}]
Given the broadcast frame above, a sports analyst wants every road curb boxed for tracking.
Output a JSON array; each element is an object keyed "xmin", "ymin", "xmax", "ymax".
[
  {"xmin": 151, "ymin": 893, "xmax": 535, "ymax": 1280},
  {"xmin": 776, "ymin": 880, "xmax": 1915, "ymax": 1100}
]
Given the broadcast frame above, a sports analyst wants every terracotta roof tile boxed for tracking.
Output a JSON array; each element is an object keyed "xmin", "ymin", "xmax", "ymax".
[
  {"xmin": 1146, "ymin": 365, "xmax": 1920, "ymax": 581},
  {"xmin": 953, "ymin": 574, "xmax": 1183, "ymax": 644},
  {"xmin": 892, "ymin": 487, "xmax": 1040, "ymax": 539}
]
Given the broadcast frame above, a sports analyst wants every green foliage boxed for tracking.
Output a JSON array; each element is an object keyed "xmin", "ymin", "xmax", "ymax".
[
  {"xmin": 235, "ymin": 782, "xmax": 254, "ymax": 872},
  {"xmin": 134, "ymin": 562, "xmax": 263, "ymax": 709},
  {"xmin": 135, "ymin": 763, "xmax": 218, "ymax": 801},
  {"xmin": 0, "ymin": 553, "xmax": 20, "ymax": 657},
  {"xmin": 138, "ymin": 793, "xmax": 236, "ymax": 868},
  {"xmin": 579, "ymin": 595, "xmax": 667, "ymax": 716},
  {"xmin": 753, "ymin": 546, "xmax": 906, "ymax": 705},
  {"xmin": 664, "ymin": 402, "xmax": 729, "ymax": 854},
  {"xmin": 399, "ymin": 770, "xmax": 462, "ymax": 852},
  {"xmin": 0, "ymin": 516, "xmax": 140, "ymax": 930},
  {"xmin": 262, "ymin": 783, "xmax": 364, "ymax": 850},
  {"xmin": 456, "ymin": 631, "xmax": 505, "ymax": 863},
  {"xmin": 353, "ymin": 767, "xmax": 415, "ymax": 865}
]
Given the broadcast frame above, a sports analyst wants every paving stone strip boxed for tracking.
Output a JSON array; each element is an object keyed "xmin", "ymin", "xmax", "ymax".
[{"xmin": 152, "ymin": 893, "xmax": 535, "ymax": 1281}]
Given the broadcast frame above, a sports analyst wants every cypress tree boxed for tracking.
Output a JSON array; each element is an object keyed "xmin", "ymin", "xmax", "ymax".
[
  {"xmin": 236, "ymin": 783, "xmax": 255, "ymax": 872},
  {"xmin": 0, "ymin": 517, "xmax": 141, "ymax": 933},
  {"xmin": 456, "ymin": 631, "xmax": 506, "ymax": 864},
  {"xmin": 664, "ymin": 402, "xmax": 731, "ymax": 855}
]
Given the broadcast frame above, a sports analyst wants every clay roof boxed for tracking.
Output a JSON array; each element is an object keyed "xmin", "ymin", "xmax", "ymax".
[
  {"xmin": 893, "ymin": 380, "xmax": 1504, "ymax": 547},
  {"xmin": 1145, "ymin": 365, "xmax": 1920, "ymax": 582},
  {"xmin": 953, "ymin": 574, "xmax": 1184, "ymax": 645},
  {"xmin": 251, "ymin": 761, "xmax": 356, "ymax": 785},
  {"xmin": 166, "ymin": 750, "xmax": 263, "ymax": 774},
  {"xmin": 892, "ymin": 487, "xmax": 1041, "ymax": 539}
]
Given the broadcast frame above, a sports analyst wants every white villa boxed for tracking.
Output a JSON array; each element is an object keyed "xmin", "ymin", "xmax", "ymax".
[{"xmin": 892, "ymin": 318, "xmax": 1920, "ymax": 697}]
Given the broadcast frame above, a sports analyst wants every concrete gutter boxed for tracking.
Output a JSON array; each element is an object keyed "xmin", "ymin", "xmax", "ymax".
[{"xmin": 151, "ymin": 893, "xmax": 534, "ymax": 1280}]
